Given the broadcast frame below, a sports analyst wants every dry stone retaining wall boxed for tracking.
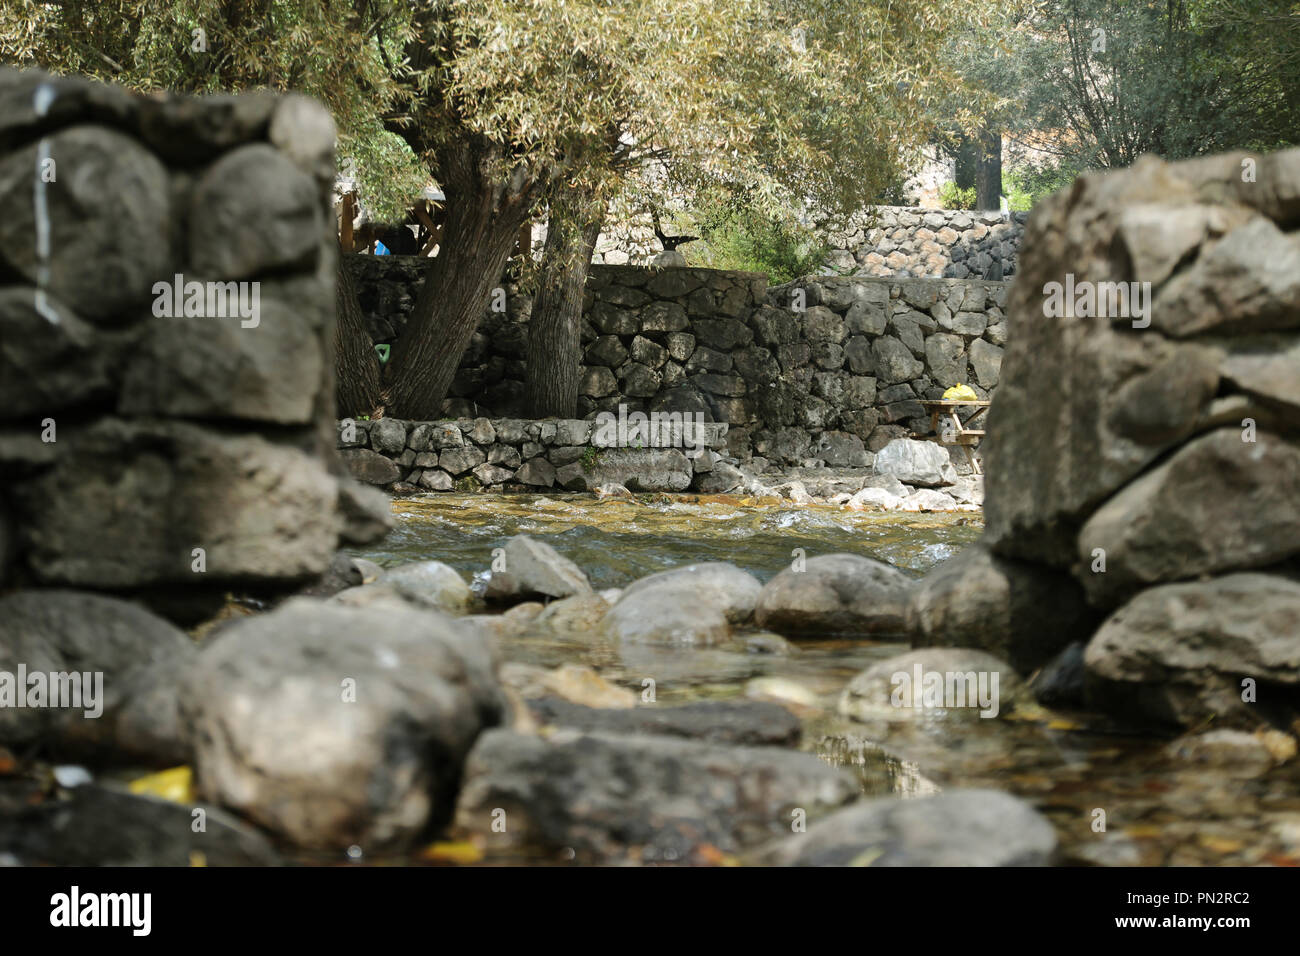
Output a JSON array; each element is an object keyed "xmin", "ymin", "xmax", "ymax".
[{"xmin": 346, "ymin": 257, "xmax": 1009, "ymax": 468}]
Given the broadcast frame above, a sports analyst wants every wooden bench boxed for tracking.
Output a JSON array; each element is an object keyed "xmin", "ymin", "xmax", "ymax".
[{"xmin": 917, "ymin": 400, "xmax": 991, "ymax": 474}]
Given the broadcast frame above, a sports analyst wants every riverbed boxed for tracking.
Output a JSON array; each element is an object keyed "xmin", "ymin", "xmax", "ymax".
[{"xmin": 353, "ymin": 493, "xmax": 1300, "ymax": 866}]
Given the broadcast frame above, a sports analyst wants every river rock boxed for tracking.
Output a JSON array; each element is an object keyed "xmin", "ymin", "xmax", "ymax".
[
  {"xmin": 499, "ymin": 662, "xmax": 636, "ymax": 709},
  {"xmin": 0, "ymin": 785, "xmax": 280, "ymax": 866},
  {"xmin": 454, "ymin": 728, "xmax": 857, "ymax": 863},
  {"xmin": 909, "ymin": 542, "xmax": 1097, "ymax": 673},
  {"xmin": 754, "ymin": 554, "xmax": 915, "ymax": 636},
  {"xmin": 839, "ymin": 647, "xmax": 1027, "ymax": 723},
  {"xmin": 1084, "ymin": 573, "xmax": 1300, "ymax": 729},
  {"xmin": 0, "ymin": 589, "xmax": 194, "ymax": 765},
  {"xmin": 751, "ymin": 789, "xmax": 1056, "ymax": 866},
  {"xmin": 180, "ymin": 599, "xmax": 507, "ymax": 850},
  {"xmin": 484, "ymin": 535, "xmax": 591, "ymax": 603},
  {"xmin": 526, "ymin": 698, "xmax": 802, "ymax": 747},
  {"xmin": 617, "ymin": 562, "xmax": 762, "ymax": 624},
  {"xmin": 332, "ymin": 560, "xmax": 471, "ymax": 615},
  {"xmin": 873, "ymin": 438, "xmax": 956, "ymax": 487}
]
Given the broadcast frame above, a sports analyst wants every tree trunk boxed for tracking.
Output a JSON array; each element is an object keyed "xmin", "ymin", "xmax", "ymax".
[
  {"xmin": 334, "ymin": 257, "xmax": 384, "ymax": 419},
  {"xmin": 385, "ymin": 140, "xmax": 544, "ymax": 420},
  {"xmin": 975, "ymin": 126, "xmax": 1002, "ymax": 211},
  {"xmin": 526, "ymin": 188, "xmax": 605, "ymax": 418}
]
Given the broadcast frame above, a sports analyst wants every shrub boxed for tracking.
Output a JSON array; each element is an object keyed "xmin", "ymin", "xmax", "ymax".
[{"xmin": 937, "ymin": 181, "xmax": 978, "ymax": 210}]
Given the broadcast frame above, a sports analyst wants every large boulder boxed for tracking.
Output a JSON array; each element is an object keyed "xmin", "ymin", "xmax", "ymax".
[
  {"xmin": 754, "ymin": 554, "xmax": 915, "ymax": 636},
  {"xmin": 982, "ymin": 150, "xmax": 1300, "ymax": 568},
  {"xmin": 180, "ymin": 600, "xmax": 507, "ymax": 850},
  {"xmin": 873, "ymin": 438, "xmax": 956, "ymax": 487},
  {"xmin": 484, "ymin": 535, "xmax": 591, "ymax": 603},
  {"xmin": 0, "ymin": 590, "xmax": 195, "ymax": 765},
  {"xmin": 1084, "ymin": 573, "xmax": 1300, "ymax": 729},
  {"xmin": 751, "ymin": 789, "xmax": 1057, "ymax": 866},
  {"xmin": 838, "ymin": 647, "xmax": 1028, "ymax": 723},
  {"xmin": 526, "ymin": 698, "xmax": 802, "ymax": 748},
  {"xmin": 454, "ymin": 729, "xmax": 858, "ymax": 863},
  {"xmin": 1076, "ymin": 428, "xmax": 1300, "ymax": 608},
  {"xmin": 909, "ymin": 541, "xmax": 1098, "ymax": 673}
]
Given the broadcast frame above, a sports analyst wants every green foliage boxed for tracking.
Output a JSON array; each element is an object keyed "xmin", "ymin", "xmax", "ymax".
[
  {"xmin": 937, "ymin": 182, "xmax": 977, "ymax": 210},
  {"xmin": 943, "ymin": 0, "xmax": 1300, "ymax": 172},
  {"xmin": 685, "ymin": 195, "xmax": 829, "ymax": 284},
  {"xmin": 579, "ymin": 447, "xmax": 602, "ymax": 473}
]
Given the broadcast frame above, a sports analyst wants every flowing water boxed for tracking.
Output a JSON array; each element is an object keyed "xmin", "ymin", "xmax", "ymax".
[{"xmin": 356, "ymin": 493, "xmax": 1300, "ymax": 867}]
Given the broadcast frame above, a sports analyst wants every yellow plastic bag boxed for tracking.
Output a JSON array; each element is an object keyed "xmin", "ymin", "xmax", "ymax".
[{"xmin": 942, "ymin": 383, "xmax": 978, "ymax": 401}]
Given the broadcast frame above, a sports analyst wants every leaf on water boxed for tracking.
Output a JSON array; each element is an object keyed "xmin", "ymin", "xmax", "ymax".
[
  {"xmin": 696, "ymin": 844, "xmax": 740, "ymax": 867},
  {"xmin": 128, "ymin": 766, "xmax": 195, "ymax": 804},
  {"xmin": 421, "ymin": 841, "xmax": 484, "ymax": 864},
  {"xmin": 1124, "ymin": 825, "xmax": 1165, "ymax": 839},
  {"xmin": 1197, "ymin": 835, "xmax": 1244, "ymax": 854},
  {"xmin": 848, "ymin": 846, "xmax": 886, "ymax": 867}
]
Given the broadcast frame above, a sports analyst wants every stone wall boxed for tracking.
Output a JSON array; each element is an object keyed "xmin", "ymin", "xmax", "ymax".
[
  {"xmin": 346, "ymin": 257, "xmax": 1008, "ymax": 467},
  {"xmin": 909, "ymin": 146, "xmax": 1300, "ymax": 729},
  {"xmin": 339, "ymin": 416, "xmax": 730, "ymax": 493},
  {"xmin": 820, "ymin": 206, "xmax": 1026, "ymax": 280},
  {"xmin": 582, "ymin": 203, "xmax": 1026, "ymax": 278},
  {"xmin": 0, "ymin": 67, "xmax": 388, "ymax": 623}
]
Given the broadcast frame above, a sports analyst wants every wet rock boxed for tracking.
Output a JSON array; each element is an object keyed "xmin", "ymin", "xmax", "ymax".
[
  {"xmin": 335, "ymin": 477, "xmax": 393, "ymax": 546},
  {"xmin": 499, "ymin": 662, "xmax": 635, "ymax": 709},
  {"xmin": 335, "ymin": 560, "xmax": 470, "ymax": 614},
  {"xmin": 0, "ymin": 590, "xmax": 194, "ymax": 765},
  {"xmin": 527, "ymin": 698, "xmax": 802, "ymax": 747},
  {"xmin": 180, "ymin": 600, "xmax": 507, "ymax": 850},
  {"xmin": 0, "ymin": 785, "xmax": 280, "ymax": 866},
  {"xmin": 873, "ymin": 438, "xmax": 956, "ymax": 487},
  {"xmin": 454, "ymin": 729, "xmax": 857, "ymax": 863},
  {"xmin": 745, "ymin": 677, "xmax": 822, "ymax": 709},
  {"xmin": 839, "ymin": 647, "xmax": 1027, "ymax": 722},
  {"xmin": 751, "ymin": 789, "xmax": 1056, "ymax": 866},
  {"xmin": 1084, "ymin": 573, "xmax": 1300, "ymax": 729},
  {"xmin": 1028, "ymin": 641, "xmax": 1087, "ymax": 707},
  {"xmin": 602, "ymin": 589, "xmax": 731, "ymax": 646},
  {"xmin": 1166, "ymin": 729, "xmax": 1294, "ymax": 772},
  {"xmin": 527, "ymin": 592, "xmax": 610, "ymax": 637},
  {"xmin": 484, "ymin": 535, "xmax": 591, "ymax": 603},
  {"xmin": 909, "ymin": 542, "xmax": 1097, "ymax": 673},
  {"xmin": 618, "ymin": 562, "xmax": 762, "ymax": 624},
  {"xmin": 754, "ymin": 554, "xmax": 915, "ymax": 636},
  {"xmin": 297, "ymin": 551, "xmax": 365, "ymax": 598}
]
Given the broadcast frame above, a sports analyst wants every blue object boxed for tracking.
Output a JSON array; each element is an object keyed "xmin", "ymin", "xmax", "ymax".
[{"xmin": 375, "ymin": 240, "xmax": 390, "ymax": 255}]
